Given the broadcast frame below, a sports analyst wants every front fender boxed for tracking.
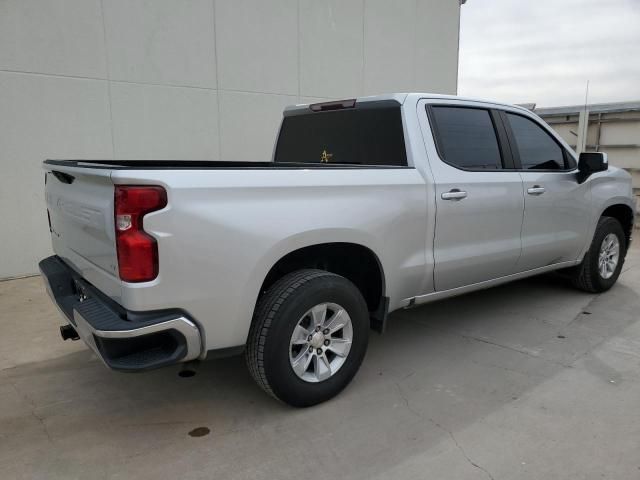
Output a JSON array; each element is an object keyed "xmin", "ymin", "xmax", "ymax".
[{"xmin": 578, "ymin": 168, "xmax": 635, "ymax": 260}]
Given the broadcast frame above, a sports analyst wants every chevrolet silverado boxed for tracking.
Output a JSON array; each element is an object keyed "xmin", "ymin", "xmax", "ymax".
[{"xmin": 40, "ymin": 93, "xmax": 635, "ymax": 407}]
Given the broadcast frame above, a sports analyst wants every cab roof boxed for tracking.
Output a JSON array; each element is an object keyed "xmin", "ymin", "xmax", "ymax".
[{"xmin": 285, "ymin": 93, "xmax": 531, "ymax": 115}]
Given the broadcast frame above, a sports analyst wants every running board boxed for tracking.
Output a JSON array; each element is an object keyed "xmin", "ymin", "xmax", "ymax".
[{"xmin": 403, "ymin": 260, "xmax": 579, "ymax": 308}]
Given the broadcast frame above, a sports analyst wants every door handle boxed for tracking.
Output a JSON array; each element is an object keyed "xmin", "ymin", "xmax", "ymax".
[
  {"xmin": 527, "ymin": 185, "xmax": 546, "ymax": 195},
  {"xmin": 441, "ymin": 189, "xmax": 467, "ymax": 200}
]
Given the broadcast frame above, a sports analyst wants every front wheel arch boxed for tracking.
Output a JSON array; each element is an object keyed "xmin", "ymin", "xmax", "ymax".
[
  {"xmin": 570, "ymin": 216, "xmax": 627, "ymax": 293},
  {"xmin": 600, "ymin": 204, "xmax": 634, "ymax": 248}
]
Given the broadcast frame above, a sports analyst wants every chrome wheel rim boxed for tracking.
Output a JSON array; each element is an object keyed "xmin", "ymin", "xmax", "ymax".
[
  {"xmin": 289, "ymin": 302, "xmax": 353, "ymax": 383},
  {"xmin": 598, "ymin": 233, "xmax": 620, "ymax": 279}
]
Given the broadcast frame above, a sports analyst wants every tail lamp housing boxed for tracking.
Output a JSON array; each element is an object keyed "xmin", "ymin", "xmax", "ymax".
[{"xmin": 114, "ymin": 186, "xmax": 167, "ymax": 282}]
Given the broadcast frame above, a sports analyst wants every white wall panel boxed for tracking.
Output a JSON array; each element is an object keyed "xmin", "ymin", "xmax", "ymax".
[
  {"xmin": 414, "ymin": 0, "xmax": 460, "ymax": 93},
  {"xmin": 0, "ymin": 0, "xmax": 107, "ymax": 78},
  {"xmin": 363, "ymin": 0, "xmax": 415, "ymax": 96},
  {"xmin": 215, "ymin": 0, "xmax": 298, "ymax": 95},
  {"xmin": 111, "ymin": 83, "xmax": 219, "ymax": 160},
  {"xmin": 219, "ymin": 91, "xmax": 296, "ymax": 161},
  {"xmin": 299, "ymin": 0, "xmax": 364, "ymax": 98},
  {"xmin": 0, "ymin": 72, "xmax": 112, "ymax": 278},
  {"xmin": 0, "ymin": 0, "xmax": 460, "ymax": 277},
  {"xmin": 103, "ymin": 0, "xmax": 217, "ymax": 88}
]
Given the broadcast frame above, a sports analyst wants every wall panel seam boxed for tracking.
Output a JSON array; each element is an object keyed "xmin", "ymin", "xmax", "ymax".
[
  {"xmin": 212, "ymin": 0, "xmax": 222, "ymax": 160},
  {"xmin": 98, "ymin": 0, "xmax": 116, "ymax": 159}
]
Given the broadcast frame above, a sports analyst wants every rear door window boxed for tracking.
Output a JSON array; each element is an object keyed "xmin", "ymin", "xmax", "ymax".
[
  {"xmin": 274, "ymin": 103, "xmax": 407, "ymax": 166},
  {"xmin": 429, "ymin": 106, "xmax": 504, "ymax": 170}
]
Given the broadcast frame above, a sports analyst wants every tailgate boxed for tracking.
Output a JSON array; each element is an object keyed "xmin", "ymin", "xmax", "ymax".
[{"xmin": 44, "ymin": 163, "xmax": 121, "ymax": 300}]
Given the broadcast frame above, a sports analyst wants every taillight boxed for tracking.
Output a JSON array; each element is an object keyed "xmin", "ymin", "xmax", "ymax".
[{"xmin": 114, "ymin": 186, "xmax": 167, "ymax": 282}]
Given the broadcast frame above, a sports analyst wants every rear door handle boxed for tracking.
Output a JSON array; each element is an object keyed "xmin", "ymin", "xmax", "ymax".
[
  {"xmin": 527, "ymin": 185, "xmax": 546, "ymax": 195},
  {"xmin": 441, "ymin": 189, "xmax": 467, "ymax": 200}
]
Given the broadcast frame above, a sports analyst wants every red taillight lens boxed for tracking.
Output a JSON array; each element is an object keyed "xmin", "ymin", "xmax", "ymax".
[{"xmin": 114, "ymin": 186, "xmax": 167, "ymax": 282}]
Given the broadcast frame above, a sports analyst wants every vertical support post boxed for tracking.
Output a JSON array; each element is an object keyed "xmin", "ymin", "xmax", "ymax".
[{"xmin": 576, "ymin": 108, "xmax": 590, "ymax": 155}]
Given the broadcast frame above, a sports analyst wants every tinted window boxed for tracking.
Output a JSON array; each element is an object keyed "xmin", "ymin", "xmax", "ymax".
[
  {"xmin": 430, "ymin": 106, "xmax": 503, "ymax": 170},
  {"xmin": 507, "ymin": 113, "xmax": 566, "ymax": 170},
  {"xmin": 274, "ymin": 104, "xmax": 407, "ymax": 166}
]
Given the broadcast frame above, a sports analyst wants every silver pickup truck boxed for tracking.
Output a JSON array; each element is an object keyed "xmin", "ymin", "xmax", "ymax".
[{"xmin": 40, "ymin": 93, "xmax": 635, "ymax": 407}]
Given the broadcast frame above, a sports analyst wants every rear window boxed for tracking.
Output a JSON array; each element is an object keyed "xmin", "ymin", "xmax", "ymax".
[
  {"xmin": 429, "ymin": 106, "xmax": 503, "ymax": 170},
  {"xmin": 274, "ymin": 103, "xmax": 407, "ymax": 166}
]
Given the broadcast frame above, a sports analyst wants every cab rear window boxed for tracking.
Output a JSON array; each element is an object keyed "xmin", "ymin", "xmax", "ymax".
[{"xmin": 274, "ymin": 102, "xmax": 407, "ymax": 166}]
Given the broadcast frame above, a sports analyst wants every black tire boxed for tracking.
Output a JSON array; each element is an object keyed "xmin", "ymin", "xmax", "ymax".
[
  {"xmin": 570, "ymin": 216, "xmax": 627, "ymax": 293},
  {"xmin": 245, "ymin": 269, "xmax": 369, "ymax": 407}
]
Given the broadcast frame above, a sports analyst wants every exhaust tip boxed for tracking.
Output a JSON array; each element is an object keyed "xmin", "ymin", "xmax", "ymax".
[{"xmin": 60, "ymin": 324, "xmax": 79, "ymax": 341}]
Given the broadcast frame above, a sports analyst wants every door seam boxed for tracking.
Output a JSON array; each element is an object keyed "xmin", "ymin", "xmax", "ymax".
[{"xmin": 515, "ymin": 172, "xmax": 526, "ymax": 268}]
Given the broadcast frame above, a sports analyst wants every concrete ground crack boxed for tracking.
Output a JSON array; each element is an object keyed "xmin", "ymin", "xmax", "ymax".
[
  {"xmin": 460, "ymin": 333, "xmax": 572, "ymax": 369},
  {"xmin": 565, "ymin": 293, "xmax": 601, "ymax": 328},
  {"xmin": 462, "ymin": 334, "xmax": 543, "ymax": 361},
  {"xmin": 7, "ymin": 379, "xmax": 54, "ymax": 444},
  {"xmin": 394, "ymin": 381, "xmax": 423, "ymax": 419},
  {"xmin": 31, "ymin": 409, "xmax": 54, "ymax": 444},
  {"xmin": 406, "ymin": 319, "xmax": 568, "ymax": 368},
  {"xmin": 394, "ymin": 382, "xmax": 495, "ymax": 480},
  {"xmin": 561, "ymin": 292, "xmax": 630, "ymax": 367},
  {"xmin": 429, "ymin": 418, "xmax": 496, "ymax": 480},
  {"xmin": 120, "ymin": 420, "xmax": 193, "ymax": 428},
  {"xmin": 620, "ymin": 259, "xmax": 639, "ymax": 275}
]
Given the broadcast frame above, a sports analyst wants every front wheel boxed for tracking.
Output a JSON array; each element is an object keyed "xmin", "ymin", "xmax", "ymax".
[
  {"xmin": 570, "ymin": 216, "xmax": 627, "ymax": 293},
  {"xmin": 246, "ymin": 269, "xmax": 369, "ymax": 407}
]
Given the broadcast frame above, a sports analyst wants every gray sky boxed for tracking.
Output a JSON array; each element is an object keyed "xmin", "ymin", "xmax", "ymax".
[{"xmin": 458, "ymin": 0, "xmax": 640, "ymax": 107}]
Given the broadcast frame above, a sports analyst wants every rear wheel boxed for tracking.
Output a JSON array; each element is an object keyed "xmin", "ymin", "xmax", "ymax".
[
  {"xmin": 570, "ymin": 216, "xmax": 627, "ymax": 293},
  {"xmin": 246, "ymin": 269, "xmax": 369, "ymax": 407}
]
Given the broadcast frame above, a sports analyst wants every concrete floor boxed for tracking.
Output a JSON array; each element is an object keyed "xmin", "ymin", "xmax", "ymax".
[{"xmin": 2, "ymin": 246, "xmax": 640, "ymax": 480}]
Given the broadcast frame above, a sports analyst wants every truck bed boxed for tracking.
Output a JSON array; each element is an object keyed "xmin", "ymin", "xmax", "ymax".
[{"xmin": 44, "ymin": 159, "xmax": 409, "ymax": 170}]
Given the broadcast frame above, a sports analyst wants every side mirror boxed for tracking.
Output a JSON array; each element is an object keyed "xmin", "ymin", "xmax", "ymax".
[{"xmin": 577, "ymin": 152, "xmax": 608, "ymax": 183}]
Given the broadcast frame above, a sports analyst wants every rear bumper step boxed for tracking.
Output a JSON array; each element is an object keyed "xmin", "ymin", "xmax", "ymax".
[{"xmin": 39, "ymin": 255, "xmax": 202, "ymax": 372}]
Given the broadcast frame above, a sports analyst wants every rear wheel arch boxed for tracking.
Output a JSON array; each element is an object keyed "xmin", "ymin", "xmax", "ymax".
[{"xmin": 257, "ymin": 242, "xmax": 387, "ymax": 331}]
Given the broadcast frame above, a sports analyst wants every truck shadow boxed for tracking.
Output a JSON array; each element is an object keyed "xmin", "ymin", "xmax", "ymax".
[{"xmin": 3, "ymin": 271, "xmax": 639, "ymax": 478}]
